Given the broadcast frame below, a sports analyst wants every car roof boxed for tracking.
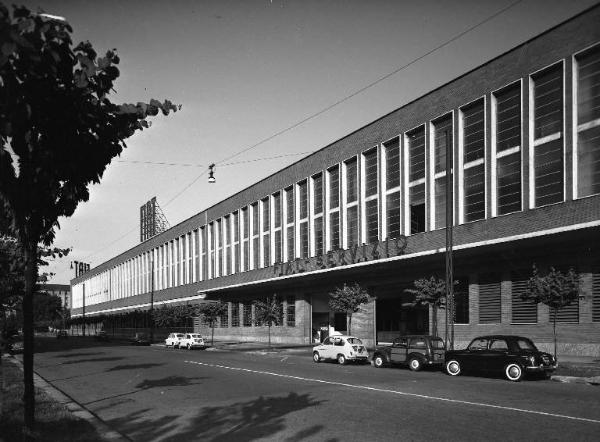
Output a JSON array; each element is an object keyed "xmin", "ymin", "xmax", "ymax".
[
  {"xmin": 394, "ymin": 335, "xmax": 441, "ymax": 339},
  {"xmin": 471, "ymin": 335, "xmax": 531, "ymax": 340}
]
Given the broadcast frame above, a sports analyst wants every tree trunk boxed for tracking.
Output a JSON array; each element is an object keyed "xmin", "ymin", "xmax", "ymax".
[
  {"xmin": 22, "ymin": 242, "xmax": 38, "ymax": 441},
  {"xmin": 553, "ymin": 306, "xmax": 557, "ymax": 360},
  {"xmin": 432, "ymin": 304, "xmax": 438, "ymax": 337},
  {"xmin": 211, "ymin": 322, "xmax": 215, "ymax": 346},
  {"xmin": 347, "ymin": 314, "xmax": 352, "ymax": 336},
  {"xmin": 268, "ymin": 323, "xmax": 271, "ymax": 348}
]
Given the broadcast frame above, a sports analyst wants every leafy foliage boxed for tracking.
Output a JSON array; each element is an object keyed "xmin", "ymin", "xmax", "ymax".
[
  {"xmin": 328, "ymin": 283, "xmax": 370, "ymax": 335},
  {"xmin": 404, "ymin": 276, "xmax": 450, "ymax": 337},
  {"xmin": 254, "ymin": 295, "xmax": 283, "ymax": 347},
  {"xmin": 197, "ymin": 301, "xmax": 227, "ymax": 346}
]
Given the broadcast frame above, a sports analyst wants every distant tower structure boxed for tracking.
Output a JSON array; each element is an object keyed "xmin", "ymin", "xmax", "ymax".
[{"xmin": 140, "ymin": 197, "xmax": 170, "ymax": 242}]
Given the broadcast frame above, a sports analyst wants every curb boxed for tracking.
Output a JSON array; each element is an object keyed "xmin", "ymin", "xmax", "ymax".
[
  {"xmin": 7, "ymin": 355, "xmax": 131, "ymax": 442},
  {"xmin": 551, "ymin": 375, "xmax": 600, "ymax": 386}
]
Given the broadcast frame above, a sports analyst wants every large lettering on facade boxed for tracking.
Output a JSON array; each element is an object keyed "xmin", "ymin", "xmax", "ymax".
[{"xmin": 273, "ymin": 235, "xmax": 408, "ymax": 277}]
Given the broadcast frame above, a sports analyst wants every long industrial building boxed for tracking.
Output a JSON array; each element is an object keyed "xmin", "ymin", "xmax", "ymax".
[{"xmin": 72, "ymin": 5, "xmax": 600, "ymax": 355}]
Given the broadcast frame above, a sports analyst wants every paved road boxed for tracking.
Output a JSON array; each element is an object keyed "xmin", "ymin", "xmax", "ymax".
[{"xmin": 31, "ymin": 338, "xmax": 600, "ymax": 441}]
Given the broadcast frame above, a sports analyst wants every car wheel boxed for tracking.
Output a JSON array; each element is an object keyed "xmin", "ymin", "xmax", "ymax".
[
  {"xmin": 373, "ymin": 354, "xmax": 385, "ymax": 368},
  {"xmin": 313, "ymin": 352, "xmax": 321, "ymax": 363},
  {"xmin": 337, "ymin": 354, "xmax": 346, "ymax": 365},
  {"xmin": 408, "ymin": 357, "xmax": 422, "ymax": 372},
  {"xmin": 446, "ymin": 359, "xmax": 461, "ymax": 376},
  {"xmin": 505, "ymin": 363, "xmax": 523, "ymax": 382}
]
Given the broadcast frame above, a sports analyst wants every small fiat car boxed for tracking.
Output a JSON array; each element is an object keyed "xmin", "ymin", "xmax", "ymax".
[
  {"xmin": 372, "ymin": 335, "xmax": 445, "ymax": 371},
  {"xmin": 179, "ymin": 333, "xmax": 206, "ymax": 350},
  {"xmin": 445, "ymin": 335, "xmax": 557, "ymax": 382},
  {"xmin": 312, "ymin": 335, "xmax": 369, "ymax": 365},
  {"xmin": 165, "ymin": 332, "xmax": 185, "ymax": 348}
]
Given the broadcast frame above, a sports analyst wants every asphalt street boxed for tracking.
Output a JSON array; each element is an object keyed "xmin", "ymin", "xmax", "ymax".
[{"xmin": 30, "ymin": 339, "xmax": 600, "ymax": 441}]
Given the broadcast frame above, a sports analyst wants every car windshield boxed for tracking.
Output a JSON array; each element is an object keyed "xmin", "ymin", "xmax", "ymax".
[
  {"xmin": 430, "ymin": 338, "xmax": 445, "ymax": 349},
  {"xmin": 346, "ymin": 338, "xmax": 363, "ymax": 345},
  {"xmin": 516, "ymin": 338, "xmax": 537, "ymax": 351}
]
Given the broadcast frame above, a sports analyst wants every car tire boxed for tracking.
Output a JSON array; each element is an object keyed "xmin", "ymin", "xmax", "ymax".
[
  {"xmin": 408, "ymin": 357, "xmax": 422, "ymax": 372},
  {"xmin": 373, "ymin": 354, "xmax": 385, "ymax": 368},
  {"xmin": 505, "ymin": 363, "xmax": 523, "ymax": 382},
  {"xmin": 337, "ymin": 354, "xmax": 346, "ymax": 365},
  {"xmin": 446, "ymin": 359, "xmax": 461, "ymax": 376},
  {"xmin": 313, "ymin": 351, "xmax": 321, "ymax": 363}
]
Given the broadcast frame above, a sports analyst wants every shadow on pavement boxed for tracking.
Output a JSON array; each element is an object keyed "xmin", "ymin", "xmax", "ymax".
[
  {"xmin": 107, "ymin": 392, "xmax": 331, "ymax": 442},
  {"xmin": 54, "ymin": 351, "xmax": 106, "ymax": 358},
  {"xmin": 61, "ymin": 356, "xmax": 125, "ymax": 365},
  {"xmin": 106, "ymin": 362, "xmax": 165, "ymax": 372}
]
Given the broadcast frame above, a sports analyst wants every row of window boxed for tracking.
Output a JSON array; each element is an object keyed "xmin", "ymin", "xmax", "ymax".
[
  {"xmin": 72, "ymin": 43, "xmax": 600, "ymax": 309},
  {"xmin": 202, "ymin": 296, "xmax": 296, "ymax": 328}
]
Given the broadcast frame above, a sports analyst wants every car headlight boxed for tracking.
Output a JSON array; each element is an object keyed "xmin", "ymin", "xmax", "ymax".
[{"xmin": 523, "ymin": 355, "xmax": 535, "ymax": 365}]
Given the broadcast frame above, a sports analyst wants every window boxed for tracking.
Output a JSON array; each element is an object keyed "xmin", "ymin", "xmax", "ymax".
[
  {"xmin": 286, "ymin": 296, "xmax": 296, "ymax": 326},
  {"xmin": 461, "ymin": 99, "xmax": 485, "ymax": 222},
  {"xmin": 219, "ymin": 304, "xmax": 229, "ymax": 328},
  {"xmin": 511, "ymin": 273, "xmax": 537, "ymax": 323},
  {"xmin": 490, "ymin": 339, "xmax": 508, "ymax": 350},
  {"xmin": 384, "ymin": 137, "xmax": 401, "ymax": 239},
  {"xmin": 243, "ymin": 301, "xmax": 253, "ymax": 327},
  {"xmin": 194, "ymin": 229, "xmax": 200, "ymax": 282},
  {"xmin": 241, "ymin": 207, "xmax": 249, "ymax": 271},
  {"xmin": 327, "ymin": 166, "xmax": 341, "ymax": 250},
  {"xmin": 312, "ymin": 173, "xmax": 324, "ymax": 256},
  {"xmin": 261, "ymin": 197, "xmax": 270, "ymax": 267},
  {"xmin": 232, "ymin": 211, "xmax": 240, "ymax": 273},
  {"xmin": 363, "ymin": 149, "xmax": 379, "ymax": 244},
  {"xmin": 454, "ymin": 277, "xmax": 469, "ymax": 324},
  {"xmin": 478, "ymin": 275, "xmax": 501, "ymax": 324},
  {"xmin": 284, "ymin": 186, "xmax": 295, "ymax": 261},
  {"xmin": 231, "ymin": 302, "xmax": 240, "ymax": 327},
  {"xmin": 432, "ymin": 114, "xmax": 453, "ymax": 230},
  {"xmin": 224, "ymin": 216, "xmax": 231, "ymax": 275},
  {"xmin": 531, "ymin": 63, "xmax": 564, "ymax": 207},
  {"xmin": 298, "ymin": 180, "xmax": 309, "ymax": 258},
  {"xmin": 468, "ymin": 338, "xmax": 488, "ymax": 351},
  {"xmin": 406, "ymin": 126, "xmax": 426, "ymax": 234},
  {"xmin": 493, "ymin": 82, "xmax": 522, "ymax": 215},
  {"xmin": 345, "ymin": 158, "xmax": 359, "ymax": 247},
  {"xmin": 593, "ymin": 271, "xmax": 600, "ymax": 322},
  {"xmin": 216, "ymin": 219, "xmax": 223, "ymax": 276},
  {"xmin": 556, "ymin": 298, "xmax": 579, "ymax": 323},
  {"xmin": 273, "ymin": 193, "xmax": 282, "ymax": 263},
  {"xmin": 251, "ymin": 203, "xmax": 259, "ymax": 269},
  {"xmin": 575, "ymin": 45, "xmax": 600, "ymax": 198}
]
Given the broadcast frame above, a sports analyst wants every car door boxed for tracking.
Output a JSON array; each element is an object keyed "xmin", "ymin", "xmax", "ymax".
[
  {"xmin": 318, "ymin": 337, "xmax": 334, "ymax": 359},
  {"xmin": 486, "ymin": 339, "xmax": 510, "ymax": 374},
  {"xmin": 463, "ymin": 338, "xmax": 489, "ymax": 370},
  {"xmin": 390, "ymin": 337, "xmax": 408, "ymax": 364}
]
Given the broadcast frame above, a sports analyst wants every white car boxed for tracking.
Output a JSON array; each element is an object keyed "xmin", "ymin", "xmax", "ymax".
[
  {"xmin": 179, "ymin": 333, "xmax": 206, "ymax": 350},
  {"xmin": 312, "ymin": 335, "xmax": 369, "ymax": 365},
  {"xmin": 165, "ymin": 333, "xmax": 185, "ymax": 348}
]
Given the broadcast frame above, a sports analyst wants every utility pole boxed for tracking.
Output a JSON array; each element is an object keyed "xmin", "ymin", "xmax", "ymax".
[
  {"xmin": 82, "ymin": 283, "xmax": 86, "ymax": 337},
  {"xmin": 444, "ymin": 129, "xmax": 454, "ymax": 350},
  {"xmin": 150, "ymin": 255, "xmax": 155, "ymax": 343}
]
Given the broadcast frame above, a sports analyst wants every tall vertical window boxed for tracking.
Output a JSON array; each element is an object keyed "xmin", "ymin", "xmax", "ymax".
[
  {"xmin": 241, "ymin": 207, "xmax": 249, "ymax": 272},
  {"xmin": 286, "ymin": 296, "xmax": 296, "ymax": 327},
  {"xmin": 224, "ymin": 216, "xmax": 231, "ymax": 275},
  {"xmin": 406, "ymin": 126, "xmax": 426, "ymax": 234},
  {"xmin": 216, "ymin": 219, "xmax": 223, "ymax": 277},
  {"xmin": 575, "ymin": 45, "xmax": 600, "ymax": 198},
  {"xmin": 461, "ymin": 99, "xmax": 485, "ymax": 222},
  {"xmin": 298, "ymin": 180, "xmax": 309, "ymax": 258},
  {"xmin": 384, "ymin": 137, "xmax": 401, "ymax": 239},
  {"xmin": 261, "ymin": 197, "xmax": 270, "ymax": 267},
  {"xmin": 284, "ymin": 187, "xmax": 295, "ymax": 261},
  {"xmin": 327, "ymin": 165, "xmax": 341, "ymax": 250},
  {"xmin": 273, "ymin": 193, "xmax": 282, "ymax": 263},
  {"xmin": 493, "ymin": 82, "xmax": 522, "ymax": 215},
  {"xmin": 363, "ymin": 149, "xmax": 379, "ymax": 244},
  {"xmin": 531, "ymin": 63, "xmax": 564, "ymax": 207},
  {"xmin": 432, "ymin": 115, "xmax": 453, "ymax": 229},
  {"xmin": 243, "ymin": 301, "xmax": 253, "ymax": 327},
  {"xmin": 175, "ymin": 239, "xmax": 180, "ymax": 286},
  {"xmin": 201, "ymin": 226, "xmax": 208, "ymax": 280},
  {"xmin": 231, "ymin": 302, "xmax": 240, "ymax": 327},
  {"xmin": 209, "ymin": 224, "xmax": 215, "ymax": 279},
  {"xmin": 181, "ymin": 234, "xmax": 187, "ymax": 283},
  {"xmin": 454, "ymin": 278, "xmax": 469, "ymax": 324},
  {"xmin": 312, "ymin": 173, "xmax": 324, "ymax": 256},
  {"xmin": 345, "ymin": 158, "xmax": 359, "ymax": 247},
  {"xmin": 232, "ymin": 211, "xmax": 240, "ymax": 273},
  {"xmin": 193, "ymin": 230, "xmax": 199, "ymax": 282},
  {"xmin": 511, "ymin": 273, "xmax": 538, "ymax": 323},
  {"xmin": 251, "ymin": 203, "xmax": 259, "ymax": 269},
  {"xmin": 478, "ymin": 275, "xmax": 501, "ymax": 324}
]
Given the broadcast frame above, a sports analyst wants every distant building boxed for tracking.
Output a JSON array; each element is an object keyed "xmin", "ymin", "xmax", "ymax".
[
  {"xmin": 72, "ymin": 6, "xmax": 600, "ymax": 355},
  {"xmin": 39, "ymin": 284, "xmax": 70, "ymax": 311}
]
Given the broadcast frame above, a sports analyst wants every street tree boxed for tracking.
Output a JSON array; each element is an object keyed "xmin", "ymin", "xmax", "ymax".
[
  {"xmin": 404, "ymin": 276, "xmax": 448, "ymax": 337},
  {"xmin": 254, "ymin": 295, "xmax": 283, "ymax": 348},
  {"xmin": 0, "ymin": 4, "xmax": 179, "ymax": 438},
  {"xmin": 197, "ymin": 301, "xmax": 227, "ymax": 346},
  {"xmin": 328, "ymin": 283, "xmax": 370, "ymax": 336},
  {"xmin": 32, "ymin": 292, "xmax": 62, "ymax": 329},
  {"xmin": 522, "ymin": 265, "xmax": 581, "ymax": 359}
]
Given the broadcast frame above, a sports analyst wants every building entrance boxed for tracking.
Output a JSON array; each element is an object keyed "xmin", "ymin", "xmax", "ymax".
[{"xmin": 376, "ymin": 298, "xmax": 428, "ymax": 343}]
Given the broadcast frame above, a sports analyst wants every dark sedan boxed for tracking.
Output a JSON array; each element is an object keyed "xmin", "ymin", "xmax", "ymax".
[{"xmin": 445, "ymin": 335, "xmax": 556, "ymax": 382}]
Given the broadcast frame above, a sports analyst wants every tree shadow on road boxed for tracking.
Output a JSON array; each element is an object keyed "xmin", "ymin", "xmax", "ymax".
[
  {"xmin": 107, "ymin": 392, "xmax": 331, "ymax": 442},
  {"xmin": 54, "ymin": 351, "xmax": 106, "ymax": 358},
  {"xmin": 61, "ymin": 356, "xmax": 125, "ymax": 365},
  {"xmin": 106, "ymin": 362, "xmax": 165, "ymax": 372}
]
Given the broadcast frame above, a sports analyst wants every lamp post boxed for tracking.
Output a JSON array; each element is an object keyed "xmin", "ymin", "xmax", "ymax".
[
  {"xmin": 150, "ymin": 255, "xmax": 155, "ymax": 343},
  {"xmin": 444, "ymin": 129, "xmax": 454, "ymax": 350}
]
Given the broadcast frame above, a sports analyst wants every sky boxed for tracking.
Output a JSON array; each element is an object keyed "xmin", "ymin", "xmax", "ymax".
[{"xmin": 21, "ymin": 0, "xmax": 598, "ymax": 285}]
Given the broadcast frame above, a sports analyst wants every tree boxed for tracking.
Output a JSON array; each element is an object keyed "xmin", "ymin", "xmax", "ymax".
[
  {"xmin": 404, "ymin": 276, "xmax": 448, "ymax": 337},
  {"xmin": 254, "ymin": 295, "xmax": 283, "ymax": 348},
  {"xmin": 0, "ymin": 5, "xmax": 179, "ymax": 438},
  {"xmin": 522, "ymin": 265, "xmax": 581, "ymax": 359},
  {"xmin": 197, "ymin": 301, "xmax": 227, "ymax": 346},
  {"xmin": 328, "ymin": 283, "xmax": 370, "ymax": 336},
  {"xmin": 32, "ymin": 292, "xmax": 62, "ymax": 329}
]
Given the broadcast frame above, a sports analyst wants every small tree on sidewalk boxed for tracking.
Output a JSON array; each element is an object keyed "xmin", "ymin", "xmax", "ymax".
[
  {"xmin": 522, "ymin": 265, "xmax": 581, "ymax": 359},
  {"xmin": 328, "ymin": 283, "xmax": 370, "ymax": 336},
  {"xmin": 254, "ymin": 295, "xmax": 283, "ymax": 348},
  {"xmin": 197, "ymin": 301, "xmax": 227, "ymax": 346},
  {"xmin": 404, "ymin": 276, "xmax": 448, "ymax": 337}
]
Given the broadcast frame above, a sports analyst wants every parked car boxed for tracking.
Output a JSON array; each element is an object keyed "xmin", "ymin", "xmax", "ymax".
[
  {"xmin": 179, "ymin": 333, "xmax": 206, "ymax": 350},
  {"xmin": 312, "ymin": 335, "xmax": 369, "ymax": 365},
  {"xmin": 372, "ymin": 335, "xmax": 445, "ymax": 371},
  {"xmin": 56, "ymin": 329, "xmax": 69, "ymax": 339},
  {"xmin": 131, "ymin": 333, "xmax": 151, "ymax": 346},
  {"xmin": 94, "ymin": 331, "xmax": 109, "ymax": 341},
  {"xmin": 444, "ymin": 335, "xmax": 557, "ymax": 382},
  {"xmin": 165, "ymin": 332, "xmax": 185, "ymax": 348}
]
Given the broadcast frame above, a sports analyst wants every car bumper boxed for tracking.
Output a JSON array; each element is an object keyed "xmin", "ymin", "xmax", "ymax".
[
  {"xmin": 347, "ymin": 354, "xmax": 369, "ymax": 361},
  {"xmin": 188, "ymin": 343, "xmax": 206, "ymax": 349},
  {"xmin": 525, "ymin": 364, "xmax": 557, "ymax": 372}
]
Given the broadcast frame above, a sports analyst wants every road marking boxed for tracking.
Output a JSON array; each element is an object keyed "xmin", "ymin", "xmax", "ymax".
[{"xmin": 185, "ymin": 360, "xmax": 600, "ymax": 424}]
